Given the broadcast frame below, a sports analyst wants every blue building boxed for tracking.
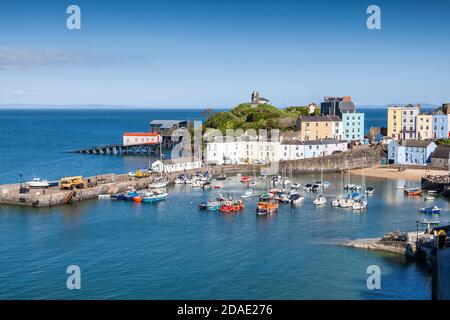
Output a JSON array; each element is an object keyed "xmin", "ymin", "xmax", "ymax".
[
  {"xmin": 388, "ymin": 140, "xmax": 437, "ymax": 165},
  {"xmin": 432, "ymin": 112, "xmax": 449, "ymax": 139},
  {"xmin": 341, "ymin": 111, "xmax": 364, "ymax": 142}
]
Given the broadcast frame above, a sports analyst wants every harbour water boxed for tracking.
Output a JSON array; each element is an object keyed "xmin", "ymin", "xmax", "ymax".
[{"xmin": 0, "ymin": 107, "xmax": 446, "ymax": 299}]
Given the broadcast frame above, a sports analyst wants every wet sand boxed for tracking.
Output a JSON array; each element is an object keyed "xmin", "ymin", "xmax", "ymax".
[{"xmin": 352, "ymin": 166, "xmax": 448, "ymax": 181}]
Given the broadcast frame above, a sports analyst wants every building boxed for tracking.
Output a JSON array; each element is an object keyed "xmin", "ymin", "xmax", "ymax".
[
  {"xmin": 296, "ymin": 115, "xmax": 341, "ymax": 141},
  {"xmin": 250, "ymin": 91, "xmax": 270, "ymax": 107},
  {"xmin": 341, "ymin": 112, "xmax": 364, "ymax": 142},
  {"xmin": 387, "ymin": 104, "xmax": 420, "ymax": 140},
  {"xmin": 149, "ymin": 120, "xmax": 195, "ymax": 148},
  {"xmin": 151, "ymin": 158, "xmax": 202, "ymax": 173},
  {"xmin": 280, "ymin": 141, "xmax": 305, "ymax": 160},
  {"xmin": 387, "ymin": 106, "xmax": 402, "ymax": 140},
  {"xmin": 430, "ymin": 144, "xmax": 450, "ymax": 168},
  {"xmin": 122, "ymin": 132, "xmax": 161, "ymax": 146},
  {"xmin": 432, "ymin": 112, "xmax": 449, "ymax": 139},
  {"xmin": 320, "ymin": 96, "xmax": 355, "ymax": 117},
  {"xmin": 387, "ymin": 140, "xmax": 437, "ymax": 165},
  {"xmin": 321, "ymin": 139, "xmax": 348, "ymax": 155},
  {"xmin": 416, "ymin": 114, "xmax": 433, "ymax": 140}
]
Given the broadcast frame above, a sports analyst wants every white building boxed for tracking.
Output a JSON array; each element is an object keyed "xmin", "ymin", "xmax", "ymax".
[
  {"xmin": 151, "ymin": 158, "xmax": 202, "ymax": 173},
  {"xmin": 123, "ymin": 132, "xmax": 161, "ymax": 146},
  {"xmin": 280, "ymin": 142, "xmax": 305, "ymax": 160}
]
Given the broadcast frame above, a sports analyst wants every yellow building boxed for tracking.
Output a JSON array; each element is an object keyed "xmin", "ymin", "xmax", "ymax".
[
  {"xmin": 387, "ymin": 106, "xmax": 402, "ymax": 139},
  {"xmin": 296, "ymin": 115, "xmax": 341, "ymax": 141},
  {"xmin": 416, "ymin": 114, "xmax": 433, "ymax": 140}
]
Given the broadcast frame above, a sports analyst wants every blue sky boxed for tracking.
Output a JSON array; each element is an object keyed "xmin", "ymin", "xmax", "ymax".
[{"xmin": 0, "ymin": 0, "xmax": 449, "ymax": 107}]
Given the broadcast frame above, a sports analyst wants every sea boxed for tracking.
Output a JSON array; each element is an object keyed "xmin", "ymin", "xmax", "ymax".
[{"xmin": 0, "ymin": 107, "xmax": 445, "ymax": 299}]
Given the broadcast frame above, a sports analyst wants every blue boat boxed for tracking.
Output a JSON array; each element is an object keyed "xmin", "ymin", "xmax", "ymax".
[
  {"xmin": 419, "ymin": 205, "xmax": 441, "ymax": 214},
  {"xmin": 141, "ymin": 191, "xmax": 168, "ymax": 203}
]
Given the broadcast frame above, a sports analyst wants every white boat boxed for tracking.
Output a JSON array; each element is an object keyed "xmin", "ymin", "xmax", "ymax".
[
  {"xmin": 291, "ymin": 182, "xmax": 301, "ymax": 189},
  {"xmin": 290, "ymin": 194, "xmax": 304, "ymax": 205},
  {"xmin": 365, "ymin": 187, "xmax": 374, "ymax": 195},
  {"xmin": 128, "ymin": 172, "xmax": 136, "ymax": 177},
  {"xmin": 331, "ymin": 199, "xmax": 341, "ymax": 207},
  {"xmin": 241, "ymin": 189, "xmax": 253, "ymax": 198},
  {"xmin": 174, "ymin": 178, "xmax": 185, "ymax": 184},
  {"xmin": 150, "ymin": 178, "xmax": 168, "ymax": 189},
  {"xmin": 248, "ymin": 181, "xmax": 257, "ymax": 187},
  {"xmin": 353, "ymin": 199, "xmax": 368, "ymax": 210},
  {"xmin": 339, "ymin": 198, "xmax": 354, "ymax": 208},
  {"xmin": 98, "ymin": 194, "xmax": 111, "ymax": 199},
  {"xmin": 424, "ymin": 196, "xmax": 435, "ymax": 201},
  {"xmin": 396, "ymin": 185, "xmax": 405, "ymax": 189},
  {"xmin": 313, "ymin": 195, "xmax": 327, "ymax": 205},
  {"xmin": 184, "ymin": 179, "xmax": 192, "ymax": 184},
  {"xmin": 26, "ymin": 178, "xmax": 49, "ymax": 188},
  {"xmin": 191, "ymin": 180, "xmax": 202, "ymax": 188}
]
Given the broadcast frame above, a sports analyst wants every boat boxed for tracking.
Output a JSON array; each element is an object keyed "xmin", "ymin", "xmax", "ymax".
[
  {"xmin": 276, "ymin": 193, "xmax": 290, "ymax": 203},
  {"xmin": 404, "ymin": 188, "xmax": 422, "ymax": 196},
  {"xmin": 207, "ymin": 200, "xmax": 221, "ymax": 211},
  {"xmin": 256, "ymin": 201, "xmax": 278, "ymax": 216},
  {"xmin": 240, "ymin": 176, "xmax": 251, "ymax": 183},
  {"xmin": 248, "ymin": 181, "xmax": 257, "ymax": 187},
  {"xmin": 220, "ymin": 200, "xmax": 244, "ymax": 213},
  {"xmin": 198, "ymin": 202, "xmax": 207, "ymax": 210},
  {"xmin": 353, "ymin": 199, "xmax": 368, "ymax": 210},
  {"xmin": 303, "ymin": 184, "xmax": 313, "ymax": 191},
  {"xmin": 424, "ymin": 195, "xmax": 435, "ymax": 201},
  {"xmin": 313, "ymin": 195, "xmax": 327, "ymax": 205},
  {"xmin": 98, "ymin": 194, "xmax": 111, "ymax": 199},
  {"xmin": 339, "ymin": 198, "xmax": 354, "ymax": 208},
  {"xmin": 322, "ymin": 181, "xmax": 330, "ymax": 188},
  {"xmin": 428, "ymin": 190, "xmax": 438, "ymax": 195},
  {"xmin": 201, "ymin": 181, "xmax": 211, "ymax": 189},
  {"xmin": 241, "ymin": 189, "xmax": 253, "ymax": 198},
  {"xmin": 26, "ymin": 177, "xmax": 49, "ymax": 188},
  {"xmin": 128, "ymin": 172, "xmax": 136, "ymax": 177},
  {"xmin": 419, "ymin": 205, "xmax": 441, "ymax": 214},
  {"xmin": 175, "ymin": 177, "xmax": 185, "ymax": 184},
  {"xmin": 216, "ymin": 174, "xmax": 227, "ymax": 181},
  {"xmin": 259, "ymin": 174, "xmax": 267, "ymax": 179},
  {"xmin": 331, "ymin": 198, "xmax": 341, "ymax": 207},
  {"xmin": 191, "ymin": 180, "xmax": 202, "ymax": 188},
  {"xmin": 133, "ymin": 195, "xmax": 142, "ymax": 202},
  {"xmin": 396, "ymin": 185, "xmax": 405, "ymax": 189},
  {"xmin": 259, "ymin": 193, "xmax": 272, "ymax": 201},
  {"xmin": 365, "ymin": 187, "xmax": 374, "ymax": 195},
  {"xmin": 291, "ymin": 182, "xmax": 301, "ymax": 189},
  {"xmin": 311, "ymin": 184, "xmax": 320, "ymax": 192},
  {"xmin": 290, "ymin": 193, "xmax": 304, "ymax": 205},
  {"xmin": 344, "ymin": 184, "xmax": 355, "ymax": 190},
  {"xmin": 135, "ymin": 169, "xmax": 150, "ymax": 178},
  {"xmin": 141, "ymin": 190, "xmax": 168, "ymax": 203},
  {"xmin": 315, "ymin": 181, "xmax": 322, "ymax": 187}
]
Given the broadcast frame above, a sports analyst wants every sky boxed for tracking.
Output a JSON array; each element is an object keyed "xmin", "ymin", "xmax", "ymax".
[{"xmin": 0, "ymin": 0, "xmax": 449, "ymax": 108}]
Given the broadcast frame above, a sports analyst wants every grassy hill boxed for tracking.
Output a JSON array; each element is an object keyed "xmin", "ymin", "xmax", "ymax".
[{"xmin": 203, "ymin": 103, "xmax": 319, "ymax": 133}]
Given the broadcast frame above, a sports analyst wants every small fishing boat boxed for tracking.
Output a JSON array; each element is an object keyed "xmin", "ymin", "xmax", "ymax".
[
  {"xmin": 339, "ymin": 198, "xmax": 354, "ymax": 208},
  {"xmin": 313, "ymin": 195, "xmax": 327, "ymax": 205},
  {"xmin": 141, "ymin": 190, "xmax": 168, "ymax": 203},
  {"xmin": 216, "ymin": 174, "xmax": 227, "ymax": 181},
  {"xmin": 133, "ymin": 195, "xmax": 142, "ymax": 202},
  {"xmin": 353, "ymin": 199, "xmax": 368, "ymax": 210},
  {"xmin": 220, "ymin": 200, "xmax": 244, "ymax": 213},
  {"xmin": 331, "ymin": 198, "xmax": 341, "ymax": 207},
  {"xmin": 404, "ymin": 188, "xmax": 422, "ymax": 196},
  {"xmin": 128, "ymin": 172, "xmax": 136, "ymax": 177},
  {"xmin": 241, "ymin": 189, "xmax": 253, "ymax": 198},
  {"xmin": 256, "ymin": 201, "xmax": 278, "ymax": 216},
  {"xmin": 240, "ymin": 176, "xmax": 251, "ymax": 183},
  {"xmin": 259, "ymin": 193, "xmax": 272, "ymax": 201},
  {"xmin": 26, "ymin": 178, "xmax": 49, "ymax": 188},
  {"xmin": 365, "ymin": 187, "xmax": 374, "ymax": 195},
  {"xmin": 290, "ymin": 193, "xmax": 304, "ymax": 205},
  {"xmin": 207, "ymin": 200, "xmax": 221, "ymax": 211},
  {"xmin": 419, "ymin": 205, "xmax": 441, "ymax": 214}
]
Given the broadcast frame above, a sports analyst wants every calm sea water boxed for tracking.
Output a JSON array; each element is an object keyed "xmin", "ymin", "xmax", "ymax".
[{"xmin": 0, "ymin": 107, "xmax": 445, "ymax": 299}]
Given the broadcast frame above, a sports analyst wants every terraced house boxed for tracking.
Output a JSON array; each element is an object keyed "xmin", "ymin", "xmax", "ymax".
[
  {"xmin": 295, "ymin": 115, "xmax": 341, "ymax": 141},
  {"xmin": 416, "ymin": 114, "xmax": 433, "ymax": 140},
  {"xmin": 432, "ymin": 112, "xmax": 449, "ymax": 139}
]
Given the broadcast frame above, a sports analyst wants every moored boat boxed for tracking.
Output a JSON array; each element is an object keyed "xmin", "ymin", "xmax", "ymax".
[
  {"xmin": 419, "ymin": 205, "xmax": 441, "ymax": 214},
  {"xmin": 313, "ymin": 195, "xmax": 327, "ymax": 205},
  {"xmin": 256, "ymin": 201, "xmax": 278, "ymax": 216},
  {"xmin": 404, "ymin": 188, "xmax": 422, "ymax": 196},
  {"xmin": 26, "ymin": 177, "xmax": 49, "ymax": 188},
  {"xmin": 220, "ymin": 200, "xmax": 244, "ymax": 213}
]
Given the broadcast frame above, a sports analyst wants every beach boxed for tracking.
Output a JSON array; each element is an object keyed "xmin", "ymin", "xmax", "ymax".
[{"xmin": 352, "ymin": 165, "xmax": 449, "ymax": 181}]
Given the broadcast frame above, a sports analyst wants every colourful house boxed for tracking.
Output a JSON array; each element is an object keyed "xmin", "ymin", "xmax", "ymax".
[{"xmin": 388, "ymin": 140, "xmax": 437, "ymax": 165}]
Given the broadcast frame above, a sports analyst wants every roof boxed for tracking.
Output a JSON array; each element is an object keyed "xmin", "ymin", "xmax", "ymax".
[
  {"xmin": 339, "ymin": 101, "xmax": 356, "ymax": 112},
  {"xmin": 400, "ymin": 140, "xmax": 434, "ymax": 148},
  {"xmin": 431, "ymin": 145, "xmax": 450, "ymax": 159},
  {"xmin": 150, "ymin": 120, "xmax": 187, "ymax": 128},
  {"xmin": 297, "ymin": 115, "xmax": 341, "ymax": 122},
  {"xmin": 123, "ymin": 132, "xmax": 160, "ymax": 137}
]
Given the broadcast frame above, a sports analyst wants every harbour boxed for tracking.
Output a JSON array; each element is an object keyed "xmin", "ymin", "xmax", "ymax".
[{"xmin": 0, "ymin": 108, "xmax": 448, "ymax": 300}]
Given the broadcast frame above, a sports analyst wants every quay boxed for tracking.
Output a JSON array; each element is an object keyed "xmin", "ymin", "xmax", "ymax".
[
  {"xmin": 344, "ymin": 225, "xmax": 450, "ymax": 300},
  {"xmin": 69, "ymin": 143, "xmax": 160, "ymax": 155}
]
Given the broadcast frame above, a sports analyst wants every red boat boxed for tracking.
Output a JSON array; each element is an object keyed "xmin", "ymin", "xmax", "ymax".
[
  {"xmin": 240, "ymin": 176, "xmax": 251, "ymax": 183},
  {"xmin": 220, "ymin": 200, "xmax": 244, "ymax": 213}
]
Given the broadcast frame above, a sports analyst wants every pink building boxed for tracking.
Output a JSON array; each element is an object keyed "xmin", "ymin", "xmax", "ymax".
[{"xmin": 123, "ymin": 132, "xmax": 161, "ymax": 146}]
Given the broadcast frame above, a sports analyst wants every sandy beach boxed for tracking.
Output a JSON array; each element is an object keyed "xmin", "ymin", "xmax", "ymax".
[{"xmin": 352, "ymin": 166, "xmax": 449, "ymax": 181}]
